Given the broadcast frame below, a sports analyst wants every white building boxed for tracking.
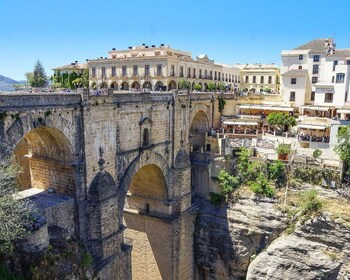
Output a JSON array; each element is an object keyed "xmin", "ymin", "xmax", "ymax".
[{"xmin": 281, "ymin": 38, "xmax": 350, "ymax": 149}]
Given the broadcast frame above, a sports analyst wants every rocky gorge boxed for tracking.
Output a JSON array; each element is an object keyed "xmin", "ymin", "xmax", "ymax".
[{"xmin": 194, "ymin": 186, "xmax": 350, "ymax": 280}]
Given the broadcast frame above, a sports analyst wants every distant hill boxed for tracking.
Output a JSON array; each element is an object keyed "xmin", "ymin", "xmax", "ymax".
[{"xmin": 0, "ymin": 74, "xmax": 26, "ymax": 91}]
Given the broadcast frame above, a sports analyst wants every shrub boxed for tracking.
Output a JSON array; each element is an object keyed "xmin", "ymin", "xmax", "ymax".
[
  {"xmin": 210, "ymin": 192, "xmax": 224, "ymax": 205},
  {"xmin": 217, "ymin": 170, "xmax": 240, "ymax": 195},
  {"xmin": 80, "ymin": 251, "xmax": 93, "ymax": 268},
  {"xmin": 313, "ymin": 149, "xmax": 322, "ymax": 159},
  {"xmin": 298, "ymin": 189, "xmax": 323, "ymax": 214},
  {"xmin": 249, "ymin": 175, "xmax": 275, "ymax": 198}
]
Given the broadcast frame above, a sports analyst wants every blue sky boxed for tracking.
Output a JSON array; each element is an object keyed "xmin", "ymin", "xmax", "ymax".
[{"xmin": 1, "ymin": 0, "xmax": 350, "ymax": 80}]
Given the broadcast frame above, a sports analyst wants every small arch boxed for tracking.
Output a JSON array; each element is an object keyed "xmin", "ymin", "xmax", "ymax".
[
  {"xmin": 204, "ymin": 83, "xmax": 208, "ymax": 92},
  {"xmin": 192, "ymin": 82, "xmax": 196, "ymax": 91},
  {"xmin": 168, "ymin": 80, "xmax": 177, "ymax": 90},
  {"xmin": 131, "ymin": 81, "xmax": 140, "ymax": 90},
  {"xmin": 100, "ymin": 82, "xmax": 108, "ymax": 89},
  {"xmin": 143, "ymin": 81, "xmax": 152, "ymax": 91},
  {"xmin": 110, "ymin": 82, "xmax": 118, "ymax": 89},
  {"xmin": 121, "ymin": 81, "xmax": 129, "ymax": 91},
  {"xmin": 190, "ymin": 110, "xmax": 209, "ymax": 152},
  {"xmin": 155, "ymin": 81, "xmax": 164, "ymax": 91}
]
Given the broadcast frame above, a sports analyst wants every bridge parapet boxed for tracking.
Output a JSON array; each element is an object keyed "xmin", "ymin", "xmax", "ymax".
[{"xmin": 0, "ymin": 93, "xmax": 82, "ymax": 110}]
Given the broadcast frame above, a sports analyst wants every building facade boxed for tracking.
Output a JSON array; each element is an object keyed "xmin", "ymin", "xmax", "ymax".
[
  {"xmin": 236, "ymin": 63, "xmax": 280, "ymax": 94},
  {"xmin": 87, "ymin": 44, "xmax": 240, "ymax": 92}
]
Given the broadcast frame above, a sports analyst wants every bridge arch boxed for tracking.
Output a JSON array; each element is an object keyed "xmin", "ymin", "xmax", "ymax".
[
  {"xmin": 189, "ymin": 107, "xmax": 210, "ymax": 152},
  {"xmin": 13, "ymin": 126, "xmax": 76, "ymax": 195},
  {"xmin": 119, "ymin": 151, "xmax": 172, "ymax": 279}
]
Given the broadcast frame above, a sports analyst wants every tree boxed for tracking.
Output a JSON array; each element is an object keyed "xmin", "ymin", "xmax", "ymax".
[
  {"xmin": 217, "ymin": 170, "xmax": 240, "ymax": 195},
  {"xmin": 217, "ymin": 82, "xmax": 225, "ymax": 91},
  {"xmin": 81, "ymin": 69, "xmax": 89, "ymax": 88},
  {"xmin": 267, "ymin": 112, "xmax": 296, "ymax": 132},
  {"xmin": 194, "ymin": 83, "xmax": 202, "ymax": 91},
  {"xmin": 24, "ymin": 72, "xmax": 33, "ymax": 87},
  {"xmin": 207, "ymin": 82, "xmax": 216, "ymax": 92},
  {"xmin": 30, "ymin": 60, "xmax": 48, "ymax": 88},
  {"xmin": 178, "ymin": 79, "xmax": 189, "ymax": 90},
  {"xmin": 0, "ymin": 158, "xmax": 34, "ymax": 254},
  {"xmin": 334, "ymin": 126, "xmax": 350, "ymax": 172},
  {"xmin": 313, "ymin": 149, "xmax": 322, "ymax": 160},
  {"xmin": 218, "ymin": 96, "xmax": 226, "ymax": 113}
]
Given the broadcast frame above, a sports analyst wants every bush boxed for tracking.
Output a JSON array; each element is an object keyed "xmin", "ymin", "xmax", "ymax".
[
  {"xmin": 0, "ymin": 158, "xmax": 36, "ymax": 254},
  {"xmin": 249, "ymin": 175, "xmax": 275, "ymax": 198},
  {"xmin": 210, "ymin": 192, "xmax": 225, "ymax": 205},
  {"xmin": 217, "ymin": 170, "xmax": 240, "ymax": 195},
  {"xmin": 313, "ymin": 149, "xmax": 322, "ymax": 159},
  {"xmin": 298, "ymin": 189, "xmax": 323, "ymax": 214}
]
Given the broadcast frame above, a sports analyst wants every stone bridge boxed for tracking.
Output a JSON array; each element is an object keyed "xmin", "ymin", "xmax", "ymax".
[{"xmin": 0, "ymin": 90, "xmax": 220, "ymax": 279}]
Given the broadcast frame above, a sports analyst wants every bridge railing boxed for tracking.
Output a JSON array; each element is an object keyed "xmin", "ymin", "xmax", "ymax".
[{"xmin": 0, "ymin": 92, "xmax": 82, "ymax": 109}]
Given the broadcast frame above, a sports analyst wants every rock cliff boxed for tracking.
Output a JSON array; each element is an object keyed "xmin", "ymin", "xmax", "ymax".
[{"xmin": 195, "ymin": 187, "xmax": 350, "ymax": 280}]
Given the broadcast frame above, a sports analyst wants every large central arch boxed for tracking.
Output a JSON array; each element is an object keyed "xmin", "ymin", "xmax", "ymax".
[{"xmin": 122, "ymin": 158, "xmax": 171, "ymax": 280}]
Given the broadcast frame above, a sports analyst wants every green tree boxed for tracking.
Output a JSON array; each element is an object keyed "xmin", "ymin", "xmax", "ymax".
[
  {"xmin": 236, "ymin": 147, "xmax": 250, "ymax": 181},
  {"xmin": 30, "ymin": 60, "xmax": 48, "ymax": 88},
  {"xmin": 24, "ymin": 72, "xmax": 33, "ymax": 87},
  {"xmin": 249, "ymin": 174, "xmax": 275, "ymax": 198},
  {"xmin": 0, "ymin": 158, "xmax": 34, "ymax": 254},
  {"xmin": 334, "ymin": 126, "xmax": 350, "ymax": 172},
  {"xmin": 194, "ymin": 83, "xmax": 202, "ymax": 91},
  {"xmin": 81, "ymin": 69, "xmax": 89, "ymax": 88},
  {"xmin": 313, "ymin": 149, "xmax": 322, "ymax": 160},
  {"xmin": 207, "ymin": 82, "xmax": 216, "ymax": 92},
  {"xmin": 217, "ymin": 170, "xmax": 240, "ymax": 195},
  {"xmin": 178, "ymin": 79, "xmax": 189, "ymax": 90},
  {"xmin": 217, "ymin": 82, "xmax": 225, "ymax": 91},
  {"xmin": 267, "ymin": 112, "xmax": 296, "ymax": 132},
  {"xmin": 218, "ymin": 96, "xmax": 226, "ymax": 113}
]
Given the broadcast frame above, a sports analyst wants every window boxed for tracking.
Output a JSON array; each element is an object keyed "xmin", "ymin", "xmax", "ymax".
[
  {"xmin": 332, "ymin": 76, "xmax": 335, "ymax": 83},
  {"xmin": 333, "ymin": 60, "xmax": 338, "ymax": 71},
  {"xmin": 312, "ymin": 77, "xmax": 318, "ymax": 84},
  {"xmin": 101, "ymin": 67, "xmax": 106, "ymax": 78},
  {"xmin": 260, "ymin": 76, "xmax": 264, "ymax": 84},
  {"xmin": 218, "ymin": 72, "xmax": 221, "ymax": 80},
  {"xmin": 324, "ymin": 92, "xmax": 333, "ymax": 103},
  {"xmin": 179, "ymin": 66, "xmax": 184, "ymax": 77},
  {"xmin": 187, "ymin": 67, "xmax": 191, "ymax": 78},
  {"xmin": 111, "ymin": 66, "xmax": 116, "ymax": 77},
  {"xmin": 268, "ymin": 76, "xmax": 272, "ymax": 83},
  {"xmin": 157, "ymin": 65, "xmax": 162, "ymax": 76},
  {"xmin": 245, "ymin": 76, "xmax": 249, "ymax": 83},
  {"xmin": 253, "ymin": 76, "xmax": 256, "ymax": 83},
  {"xmin": 122, "ymin": 66, "xmax": 127, "ymax": 77},
  {"xmin": 210, "ymin": 71, "xmax": 213, "ymax": 80},
  {"xmin": 133, "ymin": 65, "xmax": 138, "ymax": 76},
  {"xmin": 291, "ymin": 78, "xmax": 297, "ymax": 84},
  {"xmin": 311, "ymin": 91, "xmax": 315, "ymax": 101},
  {"xmin": 193, "ymin": 68, "xmax": 196, "ymax": 78},
  {"xmin": 290, "ymin": 91, "xmax": 295, "ymax": 101},
  {"xmin": 312, "ymin": 64, "xmax": 319, "ymax": 74},
  {"xmin": 142, "ymin": 128, "xmax": 149, "ymax": 147},
  {"xmin": 336, "ymin": 73, "xmax": 345, "ymax": 83},
  {"xmin": 298, "ymin": 65, "xmax": 302, "ymax": 69},
  {"xmin": 205, "ymin": 70, "xmax": 208, "ymax": 79},
  {"xmin": 214, "ymin": 71, "xmax": 217, "ymax": 80},
  {"xmin": 170, "ymin": 65, "xmax": 175, "ymax": 76},
  {"xmin": 313, "ymin": 55, "xmax": 320, "ymax": 62},
  {"xmin": 199, "ymin": 69, "xmax": 202, "ymax": 78},
  {"xmin": 347, "ymin": 60, "xmax": 350, "ymax": 65},
  {"xmin": 145, "ymin": 65, "xmax": 150, "ymax": 76},
  {"xmin": 92, "ymin": 67, "xmax": 96, "ymax": 77},
  {"xmin": 299, "ymin": 54, "xmax": 303, "ymax": 60}
]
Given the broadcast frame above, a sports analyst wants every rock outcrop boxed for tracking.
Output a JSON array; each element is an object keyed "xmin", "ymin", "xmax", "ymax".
[
  {"xmin": 246, "ymin": 214, "xmax": 350, "ymax": 280},
  {"xmin": 195, "ymin": 195, "xmax": 287, "ymax": 279}
]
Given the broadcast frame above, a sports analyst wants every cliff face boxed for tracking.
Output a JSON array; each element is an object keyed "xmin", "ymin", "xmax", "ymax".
[
  {"xmin": 195, "ymin": 188, "xmax": 350, "ymax": 280},
  {"xmin": 195, "ymin": 195, "xmax": 287, "ymax": 279},
  {"xmin": 247, "ymin": 215, "xmax": 350, "ymax": 280}
]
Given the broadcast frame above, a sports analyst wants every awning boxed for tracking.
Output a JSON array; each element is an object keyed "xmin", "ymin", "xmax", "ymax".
[
  {"xmin": 239, "ymin": 105, "xmax": 294, "ymax": 112},
  {"xmin": 301, "ymin": 106, "xmax": 330, "ymax": 111},
  {"xmin": 337, "ymin": 109, "xmax": 350, "ymax": 114},
  {"xmin": 297, "ymin": 124, "xmax": 327, "ymax": 130},
  {"xmin": 224, "ymin": 120, "xmax": 258, "ymax": 126}
]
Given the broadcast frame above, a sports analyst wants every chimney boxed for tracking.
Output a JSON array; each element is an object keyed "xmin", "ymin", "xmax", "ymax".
[
  {"xmin": 128, "ymin": 46, "xmax": 132, "ymax": 49},
  {"xmin": 112, "ymin": 48, "xmax": 116, "ymax": 50},
  {"xmin": 152, "ymin": 45, "xmax": 155, "ymax": 48}
]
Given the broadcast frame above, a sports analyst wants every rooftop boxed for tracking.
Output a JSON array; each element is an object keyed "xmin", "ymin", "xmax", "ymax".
[
  {"xmin": 294, "ymin": 38, "xmax": 332, "ymax": 53},
  {"xmin": 282, "ymin": 69, "xmax": 308, "ymax": 77}
]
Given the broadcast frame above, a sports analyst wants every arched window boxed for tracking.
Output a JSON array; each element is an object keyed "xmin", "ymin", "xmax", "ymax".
[{"xmin": 142, "ymin": 128, "xmax": 149, "ymax": 147}]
